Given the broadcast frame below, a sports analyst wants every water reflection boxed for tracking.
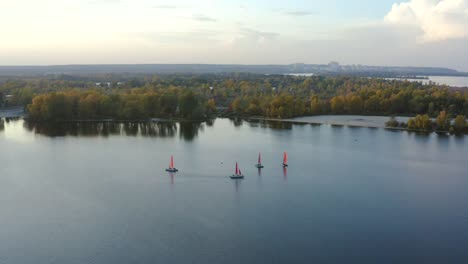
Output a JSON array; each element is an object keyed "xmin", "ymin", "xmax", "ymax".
[
  {"xmin": 435, "ymin": 134, "xmax": 451, "ymax": 151},
  {"xmin": 233, "ymin": 179, "xmax": 242, "ymax": 193},
  {"xmin": 347, "ymin": 125, "xmax": 364, "ymax": 130},
  {"xmin": 331, "ymin": 124, "xmax": 345, "ymax": 129},
  {"xmin": 179, "ymin": 122, "xmax": 204, "ymax": 141},
  {"xmin": 309, "ymin": 123, "xmax": 321, "ymax": 128},
  {"xmin": 246, "ymin": 119, "xmax": 293, "ymax": 130},
  {"xmin": 0, "ymin": 119, "xmax": 4, "ymax": 132},
  {"xmin": 231, "ymin": 118, "xmax": 243, "ymax": 127},
  {"xmin": 205, "ymin": 119, "xmax": 215, "ymax": 127},
  {"xmin": 168, "ymin": 172, "xmax": 175, "ymax": 187},
  {"xmin": 142, "ymin": 122, "xmax": 177, "ymax": 137},
  {"xmin": 283, "ymin": 167, "xmax": 288, "ymax": 181},
  {"xmin": 409, "ymin": 131, "xmax": 432, "ymax": 144},
  {"xmin": 257, "ymin": 168, "xmax": 263, "ymax": 188},
  {"xmin": 3, "ymin": 117, "xmax": 21, "ymax": 127},
  {"xmin": 23, "ymin": 121, "xmax": 201, "ymax": 139},
  {"xmin": 265, "ymin": 120, "xmax": 293, "ymax": 130},
  {"xmin": 454, "ymin": 134, "xmax": 465, "ymax": 142}
]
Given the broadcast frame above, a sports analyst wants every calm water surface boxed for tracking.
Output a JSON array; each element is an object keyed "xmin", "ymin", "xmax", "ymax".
[
  {"xmin": 386, "ymin": 76, "xmax": 468, "ymax": 87},
  {"xmin": 288, "ymin": 73, "xmax": 468, "ymax": 87},
  {"xmin": 0, "ymin": 118, "xmax": 467, "ymax": 263}
]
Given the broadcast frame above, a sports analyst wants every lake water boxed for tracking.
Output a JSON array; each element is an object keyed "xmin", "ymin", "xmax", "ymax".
[
  {"xmin": 386, "ymin": 76, "xmax": 468, "ymax": 87},
  {"xmin": 287, "ymin": 73, "xmax": 468, "ymax": 87},
  {"xmin": 287, "ymin": 115, "xmax": 411, "ymax": 128},
  {"xmin": 1, "ymin": 118, "xmax": 467, "ymax": 263}
]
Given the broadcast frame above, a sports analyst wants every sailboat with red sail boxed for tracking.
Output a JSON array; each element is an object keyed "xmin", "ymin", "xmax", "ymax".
[
  {"xmin": 282, "ymin": 152, "xmax": 288, "ymax": 167},
  {"xmin": 255, "ymin": 152, "xmax": 264, "ymax": 168},
  {"xmin": 165, "ymin": 155, "xmax": 179, "ymax": 172},
  {"xmin": 230, "ymin": 162, "xmax": 244, "ymax": 179}
]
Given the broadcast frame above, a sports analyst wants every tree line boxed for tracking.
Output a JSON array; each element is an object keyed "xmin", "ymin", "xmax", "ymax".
[
  {"xmin": 1, "ymin": 74, "xmax": 465, "ymax": 126},
  {"xmin": 386, "ymin": 111, "xmax": 467, "ymax": 134},
  {"xmin": 27, "ymin": 89, "xmax": 216, "ymax": 121},
  {"xmin": 228, "ymin": 80, "xmax": 468, "ymax": 118}
]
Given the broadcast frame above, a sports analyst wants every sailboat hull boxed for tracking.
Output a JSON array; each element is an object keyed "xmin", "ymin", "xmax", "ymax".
[
  {"xmin": 230, "ymin": 175, "xmax": 244, "ymax": 179},
  {"xmin": 255, "ymin": 164, "xmax": 264, "ymax": 168},
  {"xmin": 166, "ymin": 168, "xmax": 179, "ymax": 172},
  {"xmin": 282, "ymin": 163, "xmax": 288, "ymax": 168}
]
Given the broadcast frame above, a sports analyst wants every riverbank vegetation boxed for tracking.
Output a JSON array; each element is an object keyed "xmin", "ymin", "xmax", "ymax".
[
  {"xmin": 27, "ymin": 89, "xmax": 216, "ymax": 121},
  {"xmin": 1, "ymin": 74, "xmax": 467, "ymax": 125},
  {"xmin": 386, "ymin": 111, "xmax": 467, "ymax": 134}
]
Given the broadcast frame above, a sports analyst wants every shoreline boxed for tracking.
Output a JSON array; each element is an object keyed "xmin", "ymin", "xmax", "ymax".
[
  {"xmin": 247, "ymin": 116, "xmax": 381, "ymax": 128},
  {"xmin": 247, "ymin": 115, "xmax": 396, "ymax": 128},
  {"xmin": 5, "ymin": 114, "xmax": 466, "ymax": 135},
  {"xmin": 0, "ymin": 107, "xmax": 25, "ymax": 118},
  {"xmin": 246, "ymin": 116, "xmax": 466, "ymax": 135}
]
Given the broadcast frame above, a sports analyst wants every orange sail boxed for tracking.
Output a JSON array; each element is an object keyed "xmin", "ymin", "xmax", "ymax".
[
  {"xmin": 170, "ymin": 155, "xmax": 174, "ymax": 169},
  {"xmin": 283, "ymin": 152, "xmax": 288, "ymax": 165},
  {"xmin": 258, "ymin": 152, "xmax": 261, "ymax": 164}
]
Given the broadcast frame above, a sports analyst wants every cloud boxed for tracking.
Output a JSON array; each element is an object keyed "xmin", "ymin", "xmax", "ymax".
[
  {"xmin": 153, "ymin": 4, "xmax": 178, "ymax": 9},
  {"xmin": 284, "ymin": 11, "xmax": 314, "ymax": 17},
  {"xmin": 132, "ymin": 30, "xmax": 223, "ymax": 44},
  {"xmin": 238, "ymin": 28, "xmax": 279, "ymax": 43},
  {"xmin": 224, "ymin": 27, "xmax": 279, "ymax": 49},
  {"xmin": 384, "ymin": 0, "xmax": 468, "ymax": 42},
  {"xmin": 192, "ymin": 14, "xmax": 217, "ymax": 22},
  {"xmin": 88, "ymin": 0, "xmax": 120, "ymax": 4}
]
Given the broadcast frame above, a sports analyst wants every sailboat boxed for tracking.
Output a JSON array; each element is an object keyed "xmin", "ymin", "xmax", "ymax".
[
  {"xmin": 165, "ymin": 155, "xmax": 179, "ymax": 172},
  {"xmin": 230, "ymin": 162, "xmax": 244, "ymax": 179},
  {"xmin": 255, "ymin": 152, "xmax": 264, "ymax": 168},
  {"xmin": 282, "ymin": 152, "xmax": 288, "ymax": 167}
]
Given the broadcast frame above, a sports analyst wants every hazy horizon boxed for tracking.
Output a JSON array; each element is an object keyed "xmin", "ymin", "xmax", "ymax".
[
  {"xmin": 0, "ymin": 62, "xmax": 466, "ymax": 73},
  {"xmin": 1, "ymin": 0, "xmax": 467, "ymax": 71}
]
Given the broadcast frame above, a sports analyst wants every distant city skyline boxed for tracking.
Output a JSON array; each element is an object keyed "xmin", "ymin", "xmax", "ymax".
[{"xmin": 0, "ymin": 0, "xmax": 467, "ymax": 70}]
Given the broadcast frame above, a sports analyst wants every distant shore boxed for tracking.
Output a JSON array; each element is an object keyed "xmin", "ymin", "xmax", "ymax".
[
  {"xmin": 247, "ymin": 115, "xmax": 406, "ymax": 128},
  {"xmin": 3, "ymin": 112, "xmax": 466, "ymax": 135},
  {"xmin": 246, "ymin": 115, "xmax": 465, "ymax": 135},
  {"xmin": 0, "ymin": 107, "xmax": 24, "ymax": 118}
]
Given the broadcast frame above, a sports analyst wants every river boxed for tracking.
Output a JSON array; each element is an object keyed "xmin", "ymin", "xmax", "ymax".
[{"xmin": 0, "ymin": 118, "xmax": 467, "ymax": 263}]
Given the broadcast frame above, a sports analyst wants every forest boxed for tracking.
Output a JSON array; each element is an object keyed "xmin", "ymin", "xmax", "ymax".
[{"xmin": 0, "ymin": 74, "xmax": 467, "ymax": 132}]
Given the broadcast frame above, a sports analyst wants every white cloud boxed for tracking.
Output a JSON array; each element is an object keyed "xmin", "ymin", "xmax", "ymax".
[
  {"xmin": 384, "ymin": 0, "xmax": 468, "ymax": 42},
  {"xmin": 223, "ymin": 27, "xmax": 279, "ymax": 48}
]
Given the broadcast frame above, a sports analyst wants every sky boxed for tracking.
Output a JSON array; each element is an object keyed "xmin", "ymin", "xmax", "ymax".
[{"xmin": 0, "ymin": 0, "xmax": 467, "ymax": 70}]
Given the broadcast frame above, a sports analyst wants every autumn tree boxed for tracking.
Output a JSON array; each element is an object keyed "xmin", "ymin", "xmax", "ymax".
[{"xmin": 435, "ymin": 111, "xmax": 450, "ymax": 131}]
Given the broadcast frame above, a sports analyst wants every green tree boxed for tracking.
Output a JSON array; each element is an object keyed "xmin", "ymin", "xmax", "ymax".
[
  {"xmin": 408, "ymin": 114, "xmax": 432, "ymax": 131},
  {"xmin": 179, "ymin": 91, "xmax": 200, "ymax": 119},
  {"xmin": 385, "ymin": 116, "xmax": 399, "ymax": 128},
  {"xmin": 330, "ymin": 96, "xmax": 345, "ymax": 113},
  {"xmin": 454, "ymin": 115, "xmax": 466, "ymax": 133},
  {"xmin": 435, "ymin": 111, "xmax": 450, "ymax": 131}
]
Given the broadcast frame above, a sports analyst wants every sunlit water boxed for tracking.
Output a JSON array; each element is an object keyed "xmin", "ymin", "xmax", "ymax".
[{"xmin": 0, "ymin": 118, "xmax": 467, "ymax": 263}]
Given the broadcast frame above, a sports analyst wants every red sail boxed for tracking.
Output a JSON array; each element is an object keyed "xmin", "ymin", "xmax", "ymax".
[
  {"xmin": 170, "ymin": 155, "xmax": 174, "ymax": 169},
  {"xmin": 258, "ymin": 152, "xmax": 261, "ymax": 164},
  {"xmin": 235, "ymin": 162, "xmax": 239, "ymax": 175},
  {"xmin": 283, "ymin": 152, "xmax": 288, "ymax": 165}
]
